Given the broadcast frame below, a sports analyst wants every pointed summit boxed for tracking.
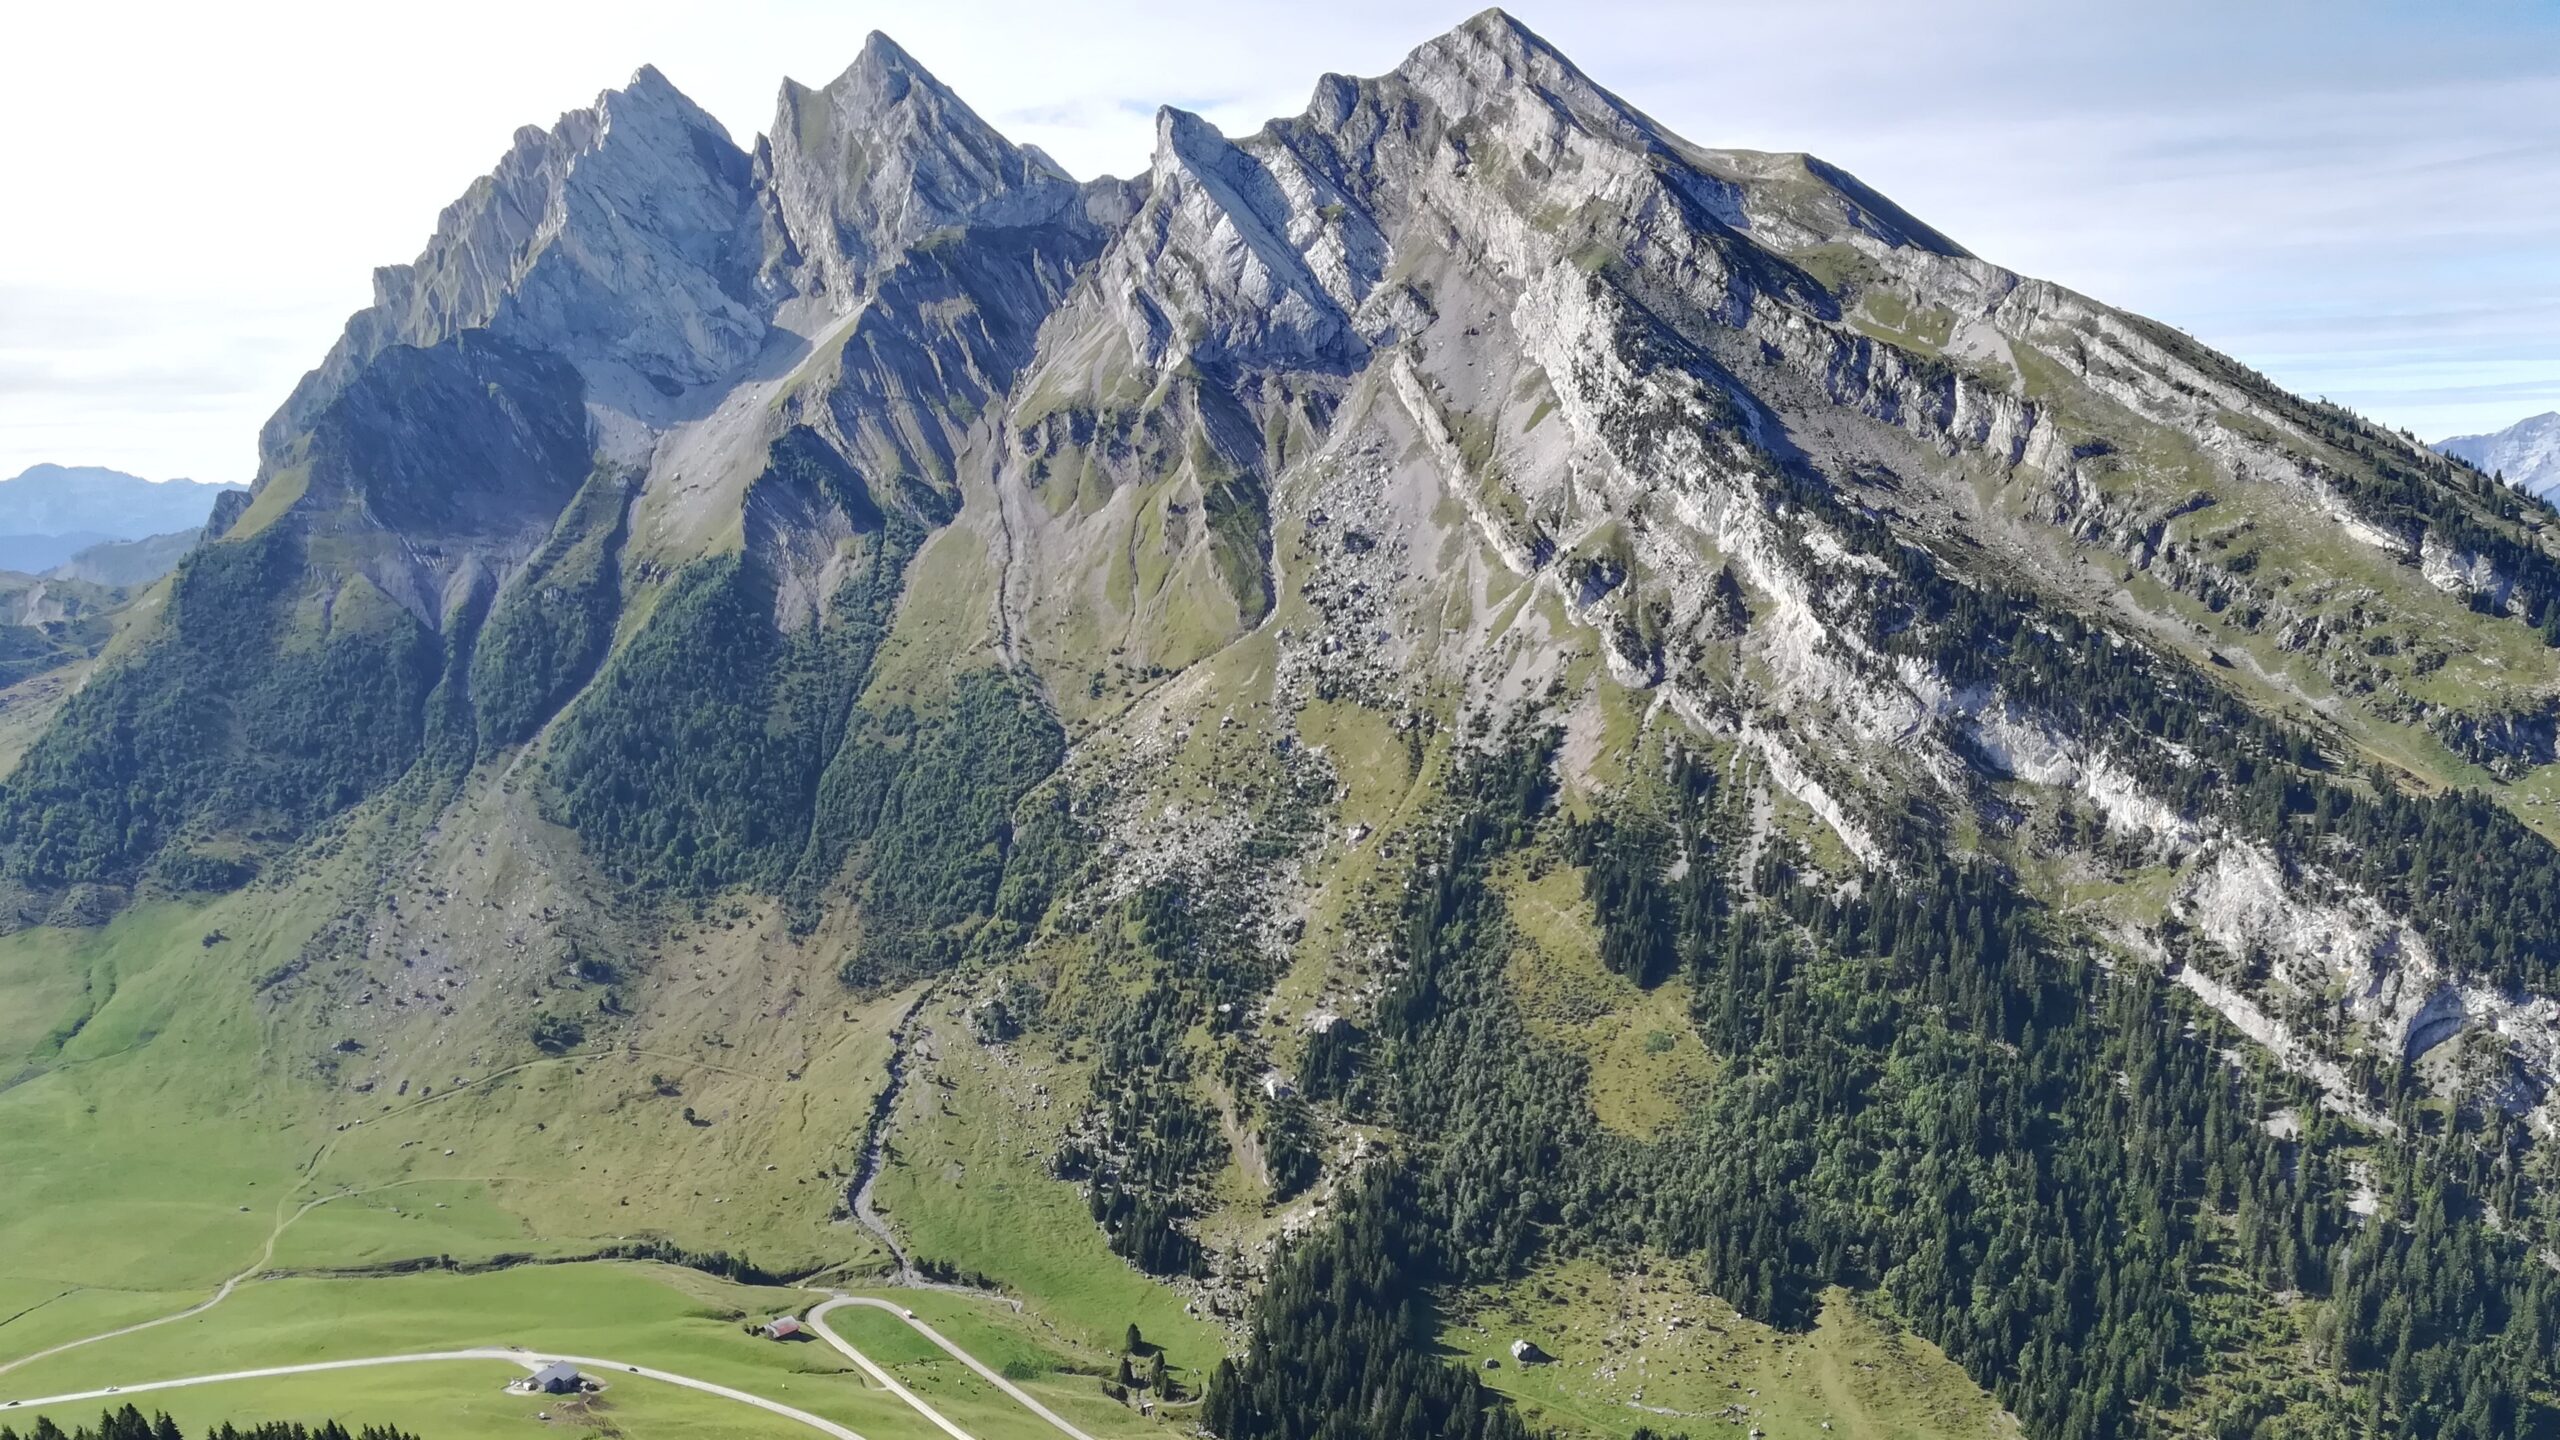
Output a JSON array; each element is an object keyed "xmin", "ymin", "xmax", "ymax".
[
  {"xmin": 837, "ymin": 31, "xmax": 937, "ymax": 107},
  {"xmin": 623, "ymin": 63, "xmax": 680, "ymax": 97},
  {"xmin": 763, "ymin": 33, "xmax": 1075, "ymax": 304},
  {"xmin": 1390, "ymin": 6, "xmax": 1649, "ymax": 143},
  {"xmin": 590, "ymin": 64, "xmax": 740, "ymax": 155},
  {"xmin": 270, "ymin": 61, "xmax": 760, "ymax": 449},
  {"xmin": 1148, "ymin": 104, "xmax": 1227, "ymax": 174},
  {"xmin": 1444, "ymin": 8, "xmax": 1570, "ymax": 66}
]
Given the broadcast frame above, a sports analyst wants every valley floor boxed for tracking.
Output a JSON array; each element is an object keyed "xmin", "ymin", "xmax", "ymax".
[
  {"xmin": 0, "ymin": 900, "xmax": 1172, "ymax": 1440},
  {"xmin": 0, "ymin": 1266, "xmax": 1144, "ymax": 1440},
  {"xmin": 0, "ymin": 866, "xmax": 2029, "ymax": 1440}
]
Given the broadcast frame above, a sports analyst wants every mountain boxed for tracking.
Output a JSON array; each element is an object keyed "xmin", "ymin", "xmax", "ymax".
[
  {"xmin": 0, "ymin": 466, "xmax": 241, "ymax": 573},
  {"xmin": 43, "ymin": 528, "xmax": 203, "ymax": 587},
  {"xmin": 2439, "ymin": 410, "xmax": 2560, "ymax": 500},
  {"xmin": 0, "ymin": 13, "xmax": 2554, "ymax": 1440},
  {"xmin": 0, "ymin": 465, "xmax": 239, "ymax": 535}
]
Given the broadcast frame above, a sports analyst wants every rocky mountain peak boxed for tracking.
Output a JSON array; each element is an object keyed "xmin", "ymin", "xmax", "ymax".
[
  {"xmin": 591, "ymin": 63, "xmax": 746, "ymax": 165},
  {"xmin": 762, "ymin": 32, "xmax": 1077, "ymax": 306},
  {"xmin": 608, "ymin": 63, "xmax": 700, "ymax": 121},
  {"xmin": 838, "ymin": 31, "xmax": 934, "ymax": 107},
  {"xmin": 1357, "ymin": 9, "xmax": 1963, "ymax": 261},
  {"xmin": 1391, "ymin": 6, "xmax": 1639, "ymax": 140},
  {"xmin": 268, "ymin": 63, "xmax": 763, "ymax": 453},
  {"xmin": 1103, "ymin": 103, "xmax": 1365, "ymax": 373}
]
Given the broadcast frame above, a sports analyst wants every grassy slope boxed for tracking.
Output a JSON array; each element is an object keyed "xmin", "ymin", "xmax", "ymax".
[
  {"xmin": 0, "ymin": 818, "xmax": 1203, "ymax": 1438},
  {"xmin": 821, "ymin": 1301, "xmax": 1165, "ymax": 1440},
  {"xmin": 0, "ymin": 879, "xmax": 907, "ymax": 1292},
  {"xmin": 0, "ymin": 453, "xmax": 1208, "ymax": 1434},
  {"xmin": 0, "ymin": 902, "xmax": 314, "ymax": 1295},
  {"xmin": 5, "ymin": 1361, "xmax": 817, "ymax": 1440},
  {"xmin": 866, "ymin": 1000, "xmax": 1225, "ymax": 1372},
  {"xmin": 2000, "ymin": 341, "xmax": 2560, "ymax": 821},
  {"xmin": 0, "ymin": 861, "xmax": 916, "ymax": 1427},
  {"xmin": 293, "ymin": 982, "xmax": 908, "ymax": 1276},
  {"xmin": 1446, "ymin": 1260, "xmax": 2017, "ymax": 1440},
  {"xmin": 0, "ymin": 1261, "xmax": 1160, "ymax": 1440}
]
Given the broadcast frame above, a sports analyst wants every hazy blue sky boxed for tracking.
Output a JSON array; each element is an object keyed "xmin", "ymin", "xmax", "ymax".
[{"xmin": 5, "ymin": 0, "xmax": 2554, "ymax": 481}]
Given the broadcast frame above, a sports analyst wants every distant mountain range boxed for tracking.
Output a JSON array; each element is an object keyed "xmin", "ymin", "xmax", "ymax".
[
  {"xmin": 2437, "ymin": 411, "xmax": 2560, "ymax": 500},
  {"xmin": 46, "ymin": 528, "xmax": 206, "ymax": 586},
  {"xmin": 0, "ymin": 465, "xmax": 242, "ymax": 573}
]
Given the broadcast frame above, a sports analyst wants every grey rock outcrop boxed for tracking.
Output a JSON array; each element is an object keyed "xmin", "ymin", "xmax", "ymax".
[
  {"xmin": 268, "ymin": 64, "xmax": 763, "ymax": 453},
  {"xmin": 758, "ymin": 32, "xmax": 1083, "ymax": 307}
]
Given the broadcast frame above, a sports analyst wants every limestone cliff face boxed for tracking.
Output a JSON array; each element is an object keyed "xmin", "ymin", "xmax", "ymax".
[
  {"xmin": 228, "ymin": 35, "xmax": 1115, "ymax": 632},
  {"xmin": 963, "ymin": 9, "xmax": 2560, "ymax": 1127},
  {"xmin": 272, "ymin": 65, "xmax": 763, "ymax": 453},
  {"xmin": 758, "ymin": 32, "xmax": 1085, "ymax": 308},
  {"xmin": 29, "ymin": 9, "xmax": 2560, "ymax": 1129}
]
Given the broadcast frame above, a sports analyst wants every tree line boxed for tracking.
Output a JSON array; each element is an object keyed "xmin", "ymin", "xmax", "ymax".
[{"xmin": 0, "ymin": 1406, "xmax": 420, "ymax": 1440}]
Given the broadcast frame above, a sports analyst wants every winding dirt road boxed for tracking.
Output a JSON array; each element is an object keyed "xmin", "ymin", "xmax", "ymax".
[
  {"xmin": 2, "ymin": 1296, "xmax": 1109, "ymax": 1440},
  {"xmin": 0, "ymin": 1349, "xmax": 867, "ymax": 1439},
  {"xmin": 0, "ymin": 1187, "xmax": 355, "ymax": 1381},
  {"xmin": 809, "ymin": 1296, "xmax": 1099, "ymax": 1440},
  {"xmin": 0, "ymin": 1044, "xmax": 736, "ymax": 1380},
  {"xmin": 807, "ymin": 1300, "xmax": 972, "ymax": 1440}
]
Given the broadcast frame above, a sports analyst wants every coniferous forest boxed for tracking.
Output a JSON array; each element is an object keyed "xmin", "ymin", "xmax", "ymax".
[{"xmin": 1204, "ymin": 737, "xmax": 2557, "ymax": 1440}]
